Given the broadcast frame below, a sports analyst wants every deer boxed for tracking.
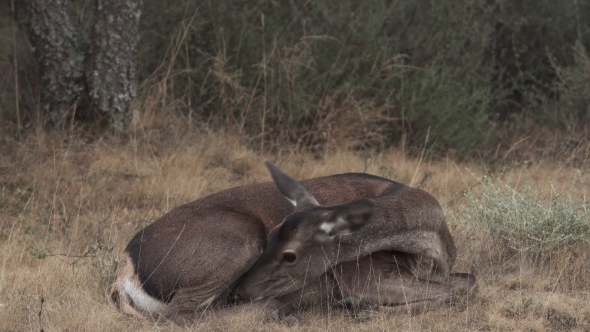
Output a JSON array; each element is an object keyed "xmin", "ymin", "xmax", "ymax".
[{"xmin": 109, "ymin": 161, "xmax": 476, "ymax": 324}]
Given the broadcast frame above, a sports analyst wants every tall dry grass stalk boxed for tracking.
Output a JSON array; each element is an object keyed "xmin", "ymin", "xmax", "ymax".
[{"xmin": 1, "ymin": 112, "xmax": 589, "ymax": 331}]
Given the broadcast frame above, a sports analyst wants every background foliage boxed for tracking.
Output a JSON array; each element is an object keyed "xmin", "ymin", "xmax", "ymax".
[{"xmin": 1, "ymin": 0, "xmax": 590, "ymax": 159}]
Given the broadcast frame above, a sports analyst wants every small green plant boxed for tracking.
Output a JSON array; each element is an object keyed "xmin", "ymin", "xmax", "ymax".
[
  {"xmin": 502, "ymin": 294, "xmax": 543, "ymax": 319},
  {"xmin": 463, "ymin": 175, "xmax": 590, "ymax": 254},
  {"xmin": 99, "ymin": 260, "xmax": 119, "ymax": 295},
  {"xmin": 30, "ymin": 248, "xmax": 48, "ymax": 260}
]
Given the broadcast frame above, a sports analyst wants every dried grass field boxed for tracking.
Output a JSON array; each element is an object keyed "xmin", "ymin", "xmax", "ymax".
[{"xmin": 1, "ymin": 127, "xmax": 589, "ymax": 331}]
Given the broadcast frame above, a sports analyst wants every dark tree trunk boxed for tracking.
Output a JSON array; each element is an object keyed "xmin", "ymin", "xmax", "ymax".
[
  {"xmin": 21, "ymin": 0, "xmax": 142, "ymax": 132},
  {"xmin": 87, "ymin": 0, "xmax": 142, "ymax": 132},
  {"xmin": 22, "ymin": 0, "xmax": 84, "ymax": 125}
]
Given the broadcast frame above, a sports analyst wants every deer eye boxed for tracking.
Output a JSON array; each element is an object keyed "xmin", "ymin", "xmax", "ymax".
[{"xmin": 282, "ymin": 251, "xmax": 297, "ymax": 263}]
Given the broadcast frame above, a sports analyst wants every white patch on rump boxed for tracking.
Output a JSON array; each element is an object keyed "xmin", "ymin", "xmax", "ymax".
[
  {"xmin": 122, "ymin": 278, "xmax": 167, "ymax": 314},
  {"xmin": 109, "ymin": 251, "xmax": 167, "ymax": 317}
]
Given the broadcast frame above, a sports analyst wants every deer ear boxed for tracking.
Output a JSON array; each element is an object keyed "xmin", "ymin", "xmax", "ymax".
[
  {"xmin": 264, "ymin": 161, "xmax": 319, "ymax": 211},
  {"xmin": 319, "ymin": 198, "xmax": 374, "ymax": 236}
]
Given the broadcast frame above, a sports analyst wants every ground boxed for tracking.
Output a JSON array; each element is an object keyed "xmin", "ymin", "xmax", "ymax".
[{"xmin": 1, "ymin": 129, "xmax": 589, "ymax": 331}]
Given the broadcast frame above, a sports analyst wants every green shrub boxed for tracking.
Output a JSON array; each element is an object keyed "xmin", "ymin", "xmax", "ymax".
[{"xmin": 463, "ymin": 174, "xmax": 590, "ymax": 254}]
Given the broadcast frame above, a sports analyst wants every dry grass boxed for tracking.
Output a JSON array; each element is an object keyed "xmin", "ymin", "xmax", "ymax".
[{"xmin": 1, "ymin": 122, "xmax": 589, "ymax": 331}]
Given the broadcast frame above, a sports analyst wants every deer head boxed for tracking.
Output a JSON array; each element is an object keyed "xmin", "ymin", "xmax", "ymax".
[{"xmin": 237, "ymin": 161, "xmax": 375, "ymax": 300}]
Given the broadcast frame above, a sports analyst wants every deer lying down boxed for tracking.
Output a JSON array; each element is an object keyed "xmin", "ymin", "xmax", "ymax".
[{"xmin": 109, "ymin": 161, "xmax": 476, "ymax": 324}]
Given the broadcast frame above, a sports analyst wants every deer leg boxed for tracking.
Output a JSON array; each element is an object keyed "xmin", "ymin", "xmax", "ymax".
[
  {"xmin": 376, "ymin": 274, "xmax": 476, "ymax": 316},
  {"xmin": 160, "ymin": 290, "xmax": 299, "ymax": 326},
  {"xmin": 158, "ymin": 272, "xmax": 337, "ymax": 325},
  {"xmin": 211, "ymin": 298, "xmax": 299, "ymax": 325},
  {"xmin": 276, "ymin": 271, "xmax": 338, "ymax": 307},
  {"xmin": 332, "ymin": 251, "xmax": 476, "ymax": 318}
]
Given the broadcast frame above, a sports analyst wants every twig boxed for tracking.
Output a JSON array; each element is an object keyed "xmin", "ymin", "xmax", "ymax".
[
  {"xmin": 11, "ymin": 0, "xmax": 21, "ymax": 133},
  {"xmin": 39, "ymin": 297, "xmax": 44, "ymax": 332},
  {"xmin": 410, "ymin": 127, "xmax": 430, "ymax": 187},
  {"xmin": 261, "ymin": 13, "xmax": 266, "ymax": 153}
]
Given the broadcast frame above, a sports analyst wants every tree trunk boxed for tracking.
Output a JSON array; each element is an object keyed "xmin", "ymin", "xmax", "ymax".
[
  {"xmin": 87, "ymin": 0, "xmax": 142, "ymax": 132},
  {"xmin": 22, "ymin": 0, "xmax": 84, "ymax": 125},
  {"xmin": 21, "ymin": 0, "xmax": 142, "ymax": 132}
]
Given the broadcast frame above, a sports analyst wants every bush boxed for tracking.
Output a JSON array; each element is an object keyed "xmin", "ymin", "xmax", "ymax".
[
  {"xmin": 554, "ymin": 42, "xmax": 590, "ymax": 125},
  {"xmin": 463, "ymin": 173, "xmax": 590, "ymax": 254},
  {"xmin": 136, "ymin": 0, "xmax": 590, "ymax": 157}
]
